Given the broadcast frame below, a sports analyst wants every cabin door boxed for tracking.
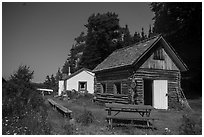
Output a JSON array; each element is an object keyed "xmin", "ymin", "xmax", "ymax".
[{"xmin": 153, "ymin": 80, "xmax": 168, "ymax": 109}]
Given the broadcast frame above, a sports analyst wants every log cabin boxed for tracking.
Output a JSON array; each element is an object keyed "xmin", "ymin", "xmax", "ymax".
[{"xmin": 93, "ymin": 35, "xmax": 188, "ymax": 109}]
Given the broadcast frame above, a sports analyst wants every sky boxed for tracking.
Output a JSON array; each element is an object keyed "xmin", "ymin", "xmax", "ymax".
[{"xmin": 2, "ymin": 2, "xmax": 154, "ymax": 83}]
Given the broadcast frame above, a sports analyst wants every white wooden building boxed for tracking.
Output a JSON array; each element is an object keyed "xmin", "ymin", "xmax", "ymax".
[{"xmin": 58, "ymin": 68, "xmax": 95, "ymax": 95}]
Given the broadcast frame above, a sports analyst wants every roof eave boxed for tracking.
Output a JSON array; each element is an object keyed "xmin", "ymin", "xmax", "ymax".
[
  {"xmin": 64, "ymin": 68, "xmax": 93, "ymax": 80},
  {"xmin": 132, "ymin": 35, "xmax": 162, "ymax": 67},
  {"xmin": 93, "ymin": 64, "xmax": 132, "ymax": 73},
  {"xmin": 160, "ymin": 37, "xmax": 188, "ymax": 72}
]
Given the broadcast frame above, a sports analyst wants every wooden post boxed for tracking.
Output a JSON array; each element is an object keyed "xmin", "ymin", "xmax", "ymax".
[{"xmin": 109, "ymin": 118, "xmax": 113, "ymax": 128}]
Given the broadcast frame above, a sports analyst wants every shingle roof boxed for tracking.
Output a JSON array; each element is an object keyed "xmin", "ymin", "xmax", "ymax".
[{"xmin": 93, "ymin": 35, "xmax": 161, "ymax": 72}]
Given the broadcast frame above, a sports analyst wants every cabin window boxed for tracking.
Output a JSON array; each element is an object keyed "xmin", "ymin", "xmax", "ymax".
[
  {"xmin": 114, "ymin": 82, "xmax": 122, "ymax": 94},
  {"xmin": 101, "ymin": 83, "xmax": 106, "ymax": 93},
  {"xmin": 153, "ymin": 48, "xmax": 164, "ymax": 60}
]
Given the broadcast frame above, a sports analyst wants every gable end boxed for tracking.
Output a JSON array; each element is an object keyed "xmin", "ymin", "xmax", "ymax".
[{"xmin": 140, "ymin": 47, "xmax": 179, "ymax": 70}]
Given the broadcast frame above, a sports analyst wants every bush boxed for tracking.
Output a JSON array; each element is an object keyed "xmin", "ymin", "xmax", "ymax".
[
  {"xmin": 84, "ymin": 93, "xmax": 93, "ymax": 98},
  {"xmin": 2, "ymin": 65, "xmax": 51, "ymax": 135},
  {"xmin": 169, "ymin": 101, "xmax": 185, "ymax": 110},
  {"xmin": 76, "ymin": 108, "xmax": 94, "ymax": 126},
  {"xmin": 179, "ymin": 114, "xmax": 202, "ymax": 135},
  {"xmin": 2, "ymin": 84, "xmax": 52, "ymax": 135}
]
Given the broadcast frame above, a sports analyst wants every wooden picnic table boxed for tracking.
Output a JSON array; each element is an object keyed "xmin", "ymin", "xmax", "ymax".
[
  {"xmin": 105, "ymin": 103, "xmax": 154, "ymax": 117},
  {"xmin": 105, "ymin": 103, "xmax": 156, "ymax": 128}
]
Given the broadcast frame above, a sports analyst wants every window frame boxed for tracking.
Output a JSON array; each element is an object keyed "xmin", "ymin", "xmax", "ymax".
[
  {"xmin": 101, "ymin": 83, "xmax": 107, "ymax": 93},
  {"xmin": 78, "ymin": 81, "xmax": 87, "ymax": 91},
  {"xmin": 114, "ymin": 82, "xmax": 122, "ymax": 94}
]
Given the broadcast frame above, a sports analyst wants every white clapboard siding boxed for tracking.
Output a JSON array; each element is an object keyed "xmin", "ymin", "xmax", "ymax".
[
  {"xmin": 153, "ymin": 80, "xmax": 168, "ymax": 109},
  {"xmin": 66, "ymin": 70, "xmax": 95, "ymax": 94}
]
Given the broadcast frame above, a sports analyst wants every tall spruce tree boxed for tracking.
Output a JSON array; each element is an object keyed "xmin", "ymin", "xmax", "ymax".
[
  {"xmin": 148, "ymin": 25, "xmax": 153, "ymax": 38},
  {"xmin": 44, "ymin": 75, "xmax": 51, "ymax": 88},
  {"xmin": 61, "ymin": 59, "xmax": 71, "ymax": 75},
  {"xmin": 80, "ymin": 12, "xmax": 121, "ymax": 70},
  {"xmin": 55, "ymin": 68, "xmax": 63, "ymax": 81},
  {"xmin": 120, "ymin": 25, "xmax": 133, "ymax": 47},
  {"xmin": 141, "ymin": 27, "xmax": 145, "ymax": 40},
  {"xmin": 150, "ymin": 2, "xmax": 202, "ymax": 97},
  {"xmin": 132, "ymin": 31, "xmax": 142, "ymax": 43}
]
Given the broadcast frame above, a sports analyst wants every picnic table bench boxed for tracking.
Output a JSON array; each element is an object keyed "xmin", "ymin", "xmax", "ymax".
[
  {"xmin": 94, "ymin": 98, "xmax": 129, "ymax": 104},
  {"xmin": 105, "ymin": 103, "xmax": 157, "ymax": 128},
  {"xmin": 48, "ymin": 98, "xmax": 72, "ymax": 119}
]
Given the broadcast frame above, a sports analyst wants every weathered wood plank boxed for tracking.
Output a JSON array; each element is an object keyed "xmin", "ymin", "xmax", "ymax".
[{"xmin": 140, "ymin": 48, "xmax": 179, "ymax": 71}]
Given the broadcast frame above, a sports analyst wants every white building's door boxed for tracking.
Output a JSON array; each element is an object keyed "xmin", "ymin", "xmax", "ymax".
[{"xmin": 153, "ymin": 80, "xmax": 168, "ymax": 109}]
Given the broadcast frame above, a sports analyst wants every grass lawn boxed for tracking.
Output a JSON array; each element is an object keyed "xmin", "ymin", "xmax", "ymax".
[{"xmin": 44, "ymin": 95, "xmax": 202, "ymax": 135}]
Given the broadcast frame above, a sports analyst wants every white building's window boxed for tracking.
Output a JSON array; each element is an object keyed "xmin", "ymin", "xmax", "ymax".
[{"xmin": 79, "ymin": 81, "xmax": 87, "ymax": 91}]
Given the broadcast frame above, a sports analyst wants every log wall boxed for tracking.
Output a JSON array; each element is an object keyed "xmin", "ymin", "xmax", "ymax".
[
  {"xmin": 131, "ymin": 68, "xmax": 181, "ymax": 108},
  {"xmin": 95, "ymin": 67, "xmax": 182, "ymax": 109}
]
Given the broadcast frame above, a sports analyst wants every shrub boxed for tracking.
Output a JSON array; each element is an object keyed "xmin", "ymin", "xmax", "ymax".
[
  {"xmin": 2, "ymin": 65, "xmax": 51, "ymax": 135},
  {"xmin": 169, "ymin": 101, "xmax": 184, "ymax": 110},
  {"xmin": 76, "ymin": 108, "xmax": 94, "ymax": 126},
  {"xmin": 84, "ymin": 93, "xmax": 93, "ymax": 98},
  {"xmin": 179, "ymin": 114, "xmax": 202, "ymax": 135}
]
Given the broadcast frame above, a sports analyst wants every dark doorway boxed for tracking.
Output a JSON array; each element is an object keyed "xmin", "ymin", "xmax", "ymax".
[{"xmin": 144, "ymin": 79, "xmax": 153, "ymax": 106}]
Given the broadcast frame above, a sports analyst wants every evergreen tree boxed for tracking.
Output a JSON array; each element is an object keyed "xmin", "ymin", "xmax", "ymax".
[
  {"xmin": 61, "ymin": 60, "xmax": 70, "ymax": 74},
  {"xmin": 3, "ymin": 65, "xmax": 51, "ymax": 134},
  {"xmin": 119, "ymin": 25, "xmax": 133, "ymax": 47},
  {"xmin": 62, "ymin": 45, "xmax": 78, "ymax": 75},
  {"xmin": 69, "ymin": 47, "xmax": 77, "ymax": 73},
  {"xmin": 74, "ymin": 31, "xmax": 86, "ymax": 45},
  {"xmin": 141, "ymin": 27, "xmax": 145, "ymax": 40},
  {"xmin": 44, "ymin": 75, "xmax": 51, "ymax": 88},
  {"xmin": 55, "ymin": 68, "xmax": 63, "ymax": 81},
  {"xmin": 43, "ymin": 74, "xmax": 58, "ymax": 91},
  {"xmin": 132, "ymin": 31, "xmax": 142, "ymax": 43},
  {"xmin": 63, "ymin": 12, "xmax": 153, "ymax": 72},
  {"xmin": 10, "ymin": 65, "xmax": 34, "ymax": 88},
  {"xmin": 80, "ymin": 12, "xmax": 121, "ymax": 70},
  {"xmin": 150, "ymin": 2, "xmax": 202, "ymax": 96},
  {"xmin": 50, "ymin": 74, "xmax": 56, "ymax": 88},
  {"xmin": 148, "ymin": 25, "xmax": 153, "ymax": 38}
]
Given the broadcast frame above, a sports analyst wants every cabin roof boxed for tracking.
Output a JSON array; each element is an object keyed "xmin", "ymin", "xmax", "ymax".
[
  {"xmin": 93, "ymin": 35, "xmax": 187, "ymax": 72},
  {"xmin": 63, "ymin": 68, "xmax": 94, "ymax": 80}
]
